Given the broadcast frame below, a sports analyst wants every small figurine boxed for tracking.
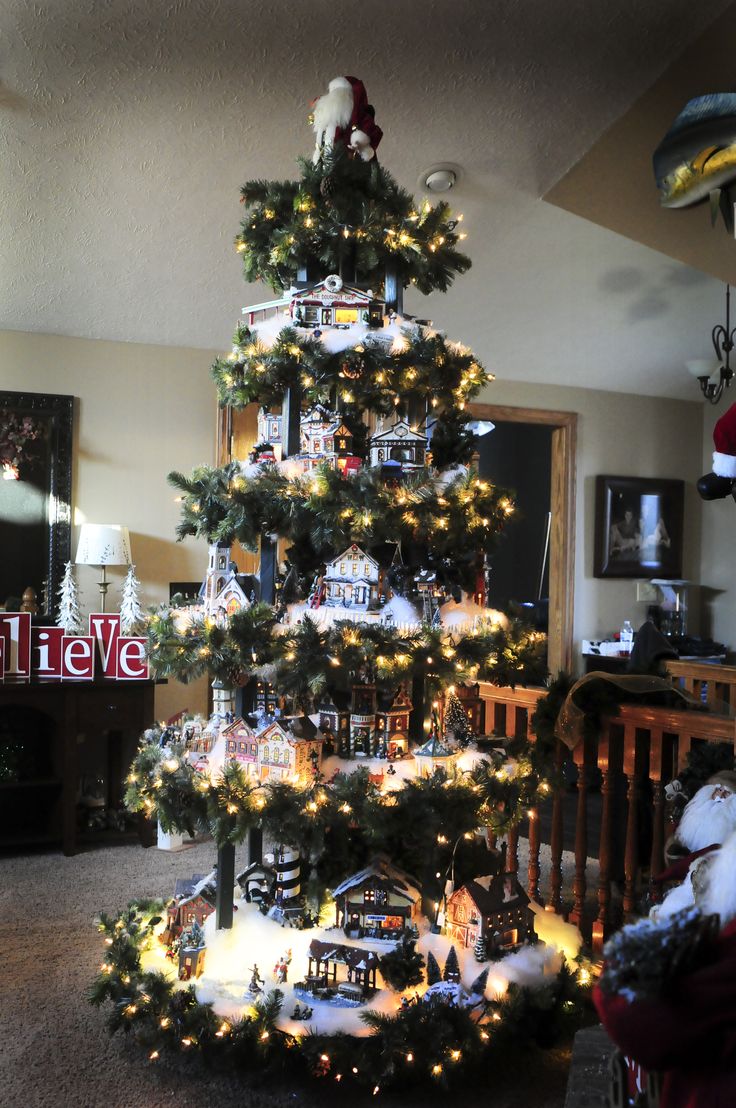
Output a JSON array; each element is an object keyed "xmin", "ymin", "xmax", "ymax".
[
  {"xmin": 248, "ymin": 964, "xmax": 264, "ymax": 994},
  {"xmin": 273, "ymin": 948, "xmax": 292, "ymax": 983}
]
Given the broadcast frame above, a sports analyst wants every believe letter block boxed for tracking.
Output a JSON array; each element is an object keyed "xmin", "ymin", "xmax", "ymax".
[
  {"xmin": 0, "ymin": 612, "xmax": 31, "ymax": 680},
  {"xmin": 61, "ymin": 636, "xmax": 95, "ymax": 680},
  {"xmin": 116, "ymin": 637, "xmax": 149, "ymax": 680}
]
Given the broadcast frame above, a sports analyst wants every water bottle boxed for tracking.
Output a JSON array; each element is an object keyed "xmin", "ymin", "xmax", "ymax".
[{"xmin": 620, "ymin": 620, "xmax": 634, "ymax": 653}]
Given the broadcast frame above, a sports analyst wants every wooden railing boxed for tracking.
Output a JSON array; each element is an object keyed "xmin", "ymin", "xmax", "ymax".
[{"xmin": 478, "ymin": 665, "xmax": 736, "ymax": 951}]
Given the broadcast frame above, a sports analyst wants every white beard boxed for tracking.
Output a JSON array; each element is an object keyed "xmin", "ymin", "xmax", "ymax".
[
  {"xmin": 676, "ymin": 784, "xmax": 736, "ymax": 852},
  {"xmin": 698, "ymin": 829, "xmax": 736, "ymax": 925},
  {"xmin": 312, "ymin": 83, "xmax": 353, "ymax": 153}
]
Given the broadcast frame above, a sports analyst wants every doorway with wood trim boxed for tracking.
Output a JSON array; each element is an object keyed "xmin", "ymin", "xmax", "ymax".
[{"xmin": 468, "ymin": 404, "xmax": 577, "ymax": 676}]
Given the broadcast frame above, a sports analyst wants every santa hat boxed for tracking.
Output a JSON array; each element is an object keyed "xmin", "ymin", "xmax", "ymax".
[
  {"xmin": 712, "ymin": 402, "xmax": 736, "ymax": 477},
  {"xmin": 697, "ymin": 400, "xmax": 736, "ymax": 499}
]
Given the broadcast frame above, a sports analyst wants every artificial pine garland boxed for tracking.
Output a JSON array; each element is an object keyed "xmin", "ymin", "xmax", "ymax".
[
  {"xmin": 89, "ymin": 899, "xmax": 590, "ymax": 1094},
  {"xmin": 235, "ymin": 148, "xmax": 471, "ymax": 295}
]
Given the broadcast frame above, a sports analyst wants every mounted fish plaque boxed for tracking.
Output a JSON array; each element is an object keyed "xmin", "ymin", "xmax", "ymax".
[{"xmin": 654, "ymin": 92, "xmax": 736, "ymax": 232}]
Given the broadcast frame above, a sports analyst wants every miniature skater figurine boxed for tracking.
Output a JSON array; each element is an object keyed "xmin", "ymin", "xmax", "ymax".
[{"xmin": 248, "ymin": 964, "xmax": 264, "ymax": 994}]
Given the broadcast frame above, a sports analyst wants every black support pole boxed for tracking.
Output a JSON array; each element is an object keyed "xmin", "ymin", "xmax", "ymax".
[{"xmin": 216, "ymin": 840, "xmax": 235, "ymax": 930}]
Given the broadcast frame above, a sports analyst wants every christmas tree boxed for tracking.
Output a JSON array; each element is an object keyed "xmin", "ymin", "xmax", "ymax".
[
  {"xmin": 57, "ymin": 561, "xmax": 83, "ymax": 635},
  {"xmin": 92, "ymin": 78, "xmax": 585, "ymax": 1088},
  {"xmin": 379, "ymin": 930, "xmax": 426, "ymax": 991},
  {"xmin": 445, "ymin": 687, "xmax": 473, "ymax": 747},
  {"xmin": 119, "ymin": 564, "xmax": 146, "ymax": 635}
]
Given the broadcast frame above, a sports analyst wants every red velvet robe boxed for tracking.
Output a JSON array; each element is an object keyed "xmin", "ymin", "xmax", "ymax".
[{"xmin": 594, "ymin": 918, "xmax": 736, "ymax": 1108}]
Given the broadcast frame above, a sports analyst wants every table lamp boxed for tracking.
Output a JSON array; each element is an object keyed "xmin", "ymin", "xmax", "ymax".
[{"xmin": 75, "ymin": 523, "xmax": 132, "ymax": 612}]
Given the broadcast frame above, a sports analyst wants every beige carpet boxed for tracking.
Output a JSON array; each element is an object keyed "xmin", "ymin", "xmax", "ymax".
[{"xmin": 0, "ymin": 839, "xmax": 571, "ymax": 1108}]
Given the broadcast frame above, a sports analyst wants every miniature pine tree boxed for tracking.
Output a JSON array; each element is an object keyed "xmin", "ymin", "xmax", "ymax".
[
  {"xmin": 445, "ymin": 688, "xmax": 472, "ymax": 747},
  {"xmin": 57, "ymin": 560, "xmax": 83, "ymax": 635},
  {"xmin": 470, "ymin": 967, "xmax": 489, "ymax": 996},
  {"xmin": 426, "ymin": 950, "xmax": 442, "ymax": 986},
  {"xmin": 120, "ymin": 564, "xmax": 146, "ymax": 635},
  {"xmin": 443, "ymin": 944, "xmax": 461, "ymax": 983},
  {"xmin": 379, "ymin": 930, "xmax": 426, "ymax": 992},
  {"xmin": 474, "ymin": 933, "xmax": 487, "ymax": 963}
]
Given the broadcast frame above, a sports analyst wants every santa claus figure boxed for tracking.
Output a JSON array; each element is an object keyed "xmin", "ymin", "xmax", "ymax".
[
  {"xmin": 698, "ymin": 401, "xmax": 736, "ymax": 500},
  {"xmin": 311, "ymin": 76, "xmax": 383, "ymax": 164},
  {"xmin": 596, "ymin": 826, "xmax": 736, "ymax": 1108},
  {"xmin": 652, "ymin": 772, "xmax": 736, "ymax": 920}
]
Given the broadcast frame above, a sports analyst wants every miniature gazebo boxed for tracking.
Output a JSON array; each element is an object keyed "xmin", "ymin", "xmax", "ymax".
[
  {"xmin": 413, "ymin": 733, "xmax": 459, "ymax": 778},
  {"xmin": 306, "ymin": 938, "xmax": 380, "ymax": 996}
]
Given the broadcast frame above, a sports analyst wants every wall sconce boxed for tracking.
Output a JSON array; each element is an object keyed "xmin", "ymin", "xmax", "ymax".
[{"xmin": 687, "ymin": 284, "xmax": 735, "ymax": 404}]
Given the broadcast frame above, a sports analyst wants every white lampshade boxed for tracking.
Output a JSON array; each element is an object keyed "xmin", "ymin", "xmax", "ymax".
[
  {"xmin": 686, "ymin": 358, "xmax": 720, "ymax": 380},
  {"xmin": 75, "ymin": 523, "xmax": 132, "ymax": 567}
]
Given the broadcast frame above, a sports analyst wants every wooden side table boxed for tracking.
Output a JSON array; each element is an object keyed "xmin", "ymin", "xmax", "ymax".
[{"xmin": 0, "ymin": 680, "xmax": 156, "ymax": 854}]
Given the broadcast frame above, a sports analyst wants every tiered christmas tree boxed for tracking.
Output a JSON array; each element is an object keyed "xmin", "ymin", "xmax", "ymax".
[{"xmin": 94, "ymin": 77, "xmax": 587, "ymax": 1090}]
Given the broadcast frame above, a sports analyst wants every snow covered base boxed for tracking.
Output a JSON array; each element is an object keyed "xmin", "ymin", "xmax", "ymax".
[{"xmin": 141, "ymin": 899, "xmax": 582, "ymax": 1039}]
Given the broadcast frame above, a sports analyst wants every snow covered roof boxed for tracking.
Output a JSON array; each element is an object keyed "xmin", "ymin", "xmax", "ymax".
[
  {"xmin": 236, "ymin": 861, "xmax": 276, "ymax": 885},
  {"xmin": 328, "ymin": 544, "xmax": 379, "ymax": 570},
  {"xmin": 414, "ymin": 735, "xmax": 456, "ymax": 759},
  {"xmin": 173, "ymin": 870, "xmax": 218, "ymax": 907},
  {"xmin": 454, "ymin": 873, "xmax": 531, "ymax": 917},
  {"xmin": 369, "ymin": 420, "xmax": 426, "ymax": 445},
  {"xmin": 221, "ymin": 717, "xmax": 255, "ymax": 740},
  {"xmin": 332, "ymin": 856, "xmax": 421, "ymax": 903},
  {"xmin": 308, "ymin": 938, "xmax": 380, "ymax": 972}
]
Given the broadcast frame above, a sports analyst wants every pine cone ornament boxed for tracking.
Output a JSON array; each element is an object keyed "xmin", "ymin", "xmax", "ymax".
[{"xmin": 320, "ymin": 172, "xmax": 337, "ymax": 205}]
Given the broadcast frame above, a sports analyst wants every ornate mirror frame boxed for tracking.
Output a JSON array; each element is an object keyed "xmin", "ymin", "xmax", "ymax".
[{"xmin": 0, "ymin": 390, "xmax": 74, "ymax": 620}]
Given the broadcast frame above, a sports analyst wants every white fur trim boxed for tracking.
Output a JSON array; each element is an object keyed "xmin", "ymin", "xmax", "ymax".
[
  {"xmin": 713, "ymin": 450, "xmax": 736, "ymax": 478},
  {"xmin": 359, "ymin": 146, "xmax": 375, "ymax": 161},
  {"xmin": 350, "ymin": 129, "xmax": 370, "ymax": 147},
  {"xmin": 328, "ymin": 77, "xmax": 351, "ymax": 91}
]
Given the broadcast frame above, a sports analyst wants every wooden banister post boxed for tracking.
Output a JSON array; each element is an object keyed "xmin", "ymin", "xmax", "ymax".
[
  {"xmin": 570, "ymin": 737, "xmax": 587, "ymax": 927},
  {"xmin": 649, "ymin": 730, "xmax": 665, "ymax": 898},
  {"xmin": 623, "ymin": 724, "xmax": 639, "ymax": 921},
  {"xmin": 548, "ymin": 738, "xmax": 564, "ymax": 913},
  {"xmin": 593, "ymin": 726, "xmax": 613, "ymax": 953},
  {"xmin": 507, "ymin": 824, "xmax": 519, "ymax": 875},
  {"xmin": 527, "ymin": 807, "xmax": 541, "ymax": 902}
]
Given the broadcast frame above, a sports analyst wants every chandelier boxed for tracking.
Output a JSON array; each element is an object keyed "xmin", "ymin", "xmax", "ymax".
[{"xmin": 687, "ymin": 284, "xmax": 735, "ymax": 404}]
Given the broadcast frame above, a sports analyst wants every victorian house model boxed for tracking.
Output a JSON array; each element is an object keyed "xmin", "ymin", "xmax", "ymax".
[
  {"xmin": 444, "ymin": 870, "xmax": 536, "ymax": 954},
  {"xmin": 318, "ymin": 684, "xmax": 412, "ymax": 758},
  {"xmin": 323, "ymin": 544, "xmax": 381, "ymax": 611},
  {"xmin": 184, "ymin": 713, "xmax": 323, "ymax": 786}
]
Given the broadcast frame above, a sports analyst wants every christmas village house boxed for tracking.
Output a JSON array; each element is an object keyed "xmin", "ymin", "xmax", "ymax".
[
  {"xmin": 323, "ymin": 544, "xmax": 382, "ymax": 611},
  {"xmin": 161, "ymin": 873, "xmax": 218, "ymax": 945},
  {"xmin": 444, "ymin": 871, "xmax": 536, "ymax": 955},
  {"xmin": 369, "ymin": 419, "xmax": 426, "ymax": 470},
  {"xmin": 242, "ymin": 276, "xmax": 384, "ymax": 332},
  {"xmin": 254, "ymin": 716, "xmax": 324, "ymax": 784},
  {"xmin": 332, "ymin": 857, "xmax": 421, "ymax": 938},
  {"xmin": 200, "ymin": 540, "xmax": 259, "ymax": 624},
  {"xmin": 318, "ymin": 684, "xmax": 412, "ymax": 758}
]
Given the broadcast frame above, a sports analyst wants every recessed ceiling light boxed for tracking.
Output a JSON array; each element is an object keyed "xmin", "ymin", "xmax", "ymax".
[{"xmin": 420, "ymin": 164, "xmax": 460, "ymax": 193}]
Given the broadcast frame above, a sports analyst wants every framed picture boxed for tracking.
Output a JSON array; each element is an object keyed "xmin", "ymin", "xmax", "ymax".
[{"xmin": 594, "ymin": 475, "xmax": 684, "ymax": 579}]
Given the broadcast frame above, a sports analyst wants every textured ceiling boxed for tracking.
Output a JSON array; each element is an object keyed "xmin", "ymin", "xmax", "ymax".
[{"xmin": 1, "ymin": 0, "xmax": 733, "ymax": 398}]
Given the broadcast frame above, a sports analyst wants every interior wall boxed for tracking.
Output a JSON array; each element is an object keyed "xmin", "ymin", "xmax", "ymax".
[
  {"xmin": 0, "ymin": 327, "xmax": 710, "ymax": 707},
  {"xmin": 699, "ymin": 403, "xmax": 736, "ymax": 651},
  {"xmin": 474, "ymin": 377, "xmax": 705, "ymax": 670},
  {"xmin": 0, "ymin": 329, "xmax": 217, "ymax": 719}
]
